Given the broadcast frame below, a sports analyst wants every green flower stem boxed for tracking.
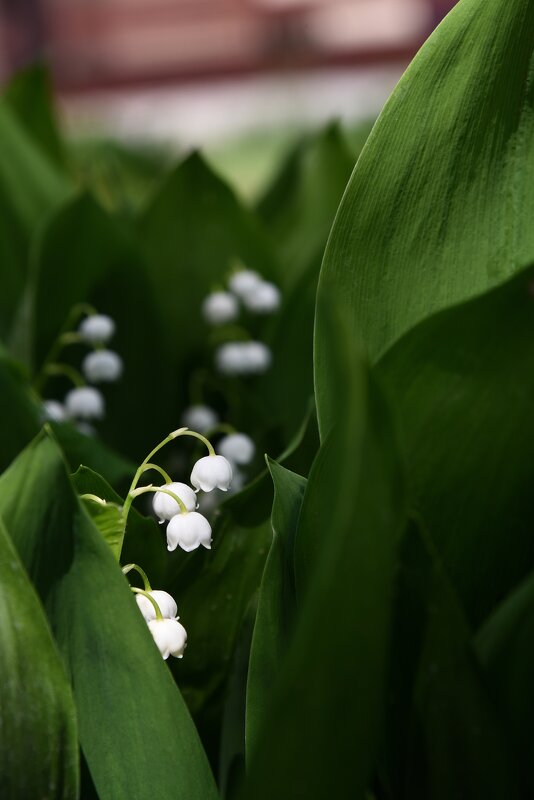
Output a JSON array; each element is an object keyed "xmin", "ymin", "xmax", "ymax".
[
  {"xmin": 208, "ymin": 324, "xmax": 251, "ymax": 346},
  {"xmin": 125, "ymin": 485, "xmax": 188, "ymax": 517},
  {"xmin": 34, "ymin": 303, "xmax": 97, "ymax": 391},
  {"xmin": 205, "ymin": 423, "xmax": 235, "ymax": 437},
  {"xmin": 141, "ymin": 463, "xmax": 172, "ymax": 485},
  {"xmin": 171, "ymin": 428, "xmax": 216, "ymax": 456},
  {"xmin": 130, "ymin": 587, "xmax": 162, "ymax": 620},
  {"xmin": 122, "ymin": 563, "xmax": 152, "ymax": 591},
  {"xmin": 41, "ymin": 363, "xmax": 86, "ymax": 388}
]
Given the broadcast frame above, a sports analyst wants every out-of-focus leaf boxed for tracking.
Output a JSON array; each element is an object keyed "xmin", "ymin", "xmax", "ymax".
[
  {"xmin": 4, "ymin": 63, "xmax": 67, "ymax": 169},
  {"xmin": 0, "ymin": 518, "xmax": 78, "ymax": 799},
  {"xmin": 257, "ymin": 122, "xmax": 354, "ymax": 289},
  {"xmin": 246, "ymin": 459, "xmax": 306, "ymax": 753},
  {"xmin": 51, "ymin": 422, "xmax": 136, "ymax": 489},
  {"xmin": 244, "ymin": 306, "xmax": 405, "ymax": 799},
  {"xmin": 377, "ymin": 263, "xmax": 534, "ymax": 625},
  {"xmin": 0, "ymin": 433, "xmax": 218, "ymax": 800},
  {"xmin": 316, "ymin": 0, "xmax": 534, "ymax": 422},
  {"xmin": 0, "ymin": 345, "xmax": 40, "ymax": 472},
  {"xmin": 476, "ymin": 568, "xmax": 534, "ymax": 795},
  {"xmin": 0, "ymin": 181, "xmax": 27, "ymax": 339},
  {"xmin": 382, "ymin": 521, "xmax": 519, "ymax": 800}
]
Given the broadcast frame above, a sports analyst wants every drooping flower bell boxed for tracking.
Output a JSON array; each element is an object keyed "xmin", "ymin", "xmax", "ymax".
[
  {"xmin": 42, "ymin": 399, "xmax": 67, "ymax": 423},
  {"xmin": 215, "ymin": 341, "xmax": 272, "ymax": 376},
  {"xmin": 202, "ymin": 291, "xmax": 239, "ymax": 325},
  {"xmin": 228, "ymin": 269, "xmax": 262, "ymax": 299},
  {"xmin": 242, "ymin": 281, "xmax": 281, "ymax": 314},
  {"xmin": 64, "ymin": 386, "xmax": 105, "ymax": 420},
  {"xmin": 148, "ymin": 618, "xmax": 188, "ymax": 659},
  {"xmin": 191, "ymin": 454, "xmax": 233, "ymax": 492},
  {"xmin": 82, "ymin": 349, "xmax": 123, "ymax": 383},
  {"xmin": 136, "ymin": 589, "xmax": 178, "ymax": 622},
  {"xmin": 218, "ymin": 432, "xmax": 255, "ymax": 465},
  {"xmin": 181, "ymin": 405, "xmax": 218, "ymax": 434},
  {"xmin": 152, "ymin": 482, "xmax": 197, "ymax": 522},
  {"xmin": 166, "ymin": 511, "xmax": 212, "ymax": 552},
  {"xmin": 78, "ymin": 314, "xmax": 116, "ymax": 345}
]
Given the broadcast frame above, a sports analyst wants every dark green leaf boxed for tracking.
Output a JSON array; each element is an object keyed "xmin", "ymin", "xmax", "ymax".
[
  {"xmin": 0, "ymin": 345, "xmax": 40, "ymax": 472},
  {"xmin": 0, "ymin": 518, "xmax": 78, "ymax": 799}
]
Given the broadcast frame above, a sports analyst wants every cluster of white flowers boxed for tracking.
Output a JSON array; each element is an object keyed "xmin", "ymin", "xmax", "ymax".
[
  {"xmin": 202, "ymin": 268, "xmax": 280, "ymax": 376},
  {"xmin": 41, "ymin": 312, "xmax": 124, "ymax": 433}
]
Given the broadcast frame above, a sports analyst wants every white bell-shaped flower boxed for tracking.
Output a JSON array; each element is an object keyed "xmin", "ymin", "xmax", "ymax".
[
  {"xmin": 64, "ymin": 386, "xmax": 105, "ymax": 420},
  {"xmin": 191, "ymin": 454, "xmax": 233, "ymax": 492},
  {"xmin": 166, "ymin": 511, "xmax": 212, "ymax": 552},
  {"xmin": 215, "ymin": 342, "xmax": 246, "ymax": 376},
  {"xmin": 148, "ymin": 618, "xmax": 187, "ymax": 659},
  {"xmin": 42, "ymin": 399, "xmax": 67, "ymax": 423},
  {"xmin": 242, "ymin": 281, "xmax": 281, "ymax": 314},
  {"xmin": 181, "ymin": 405, "xmax": 218, "ymax": 434},
  {"xmin": 152, "ymin": 482, "xmax": 197, "ymax": 522},
  {"xmin": 242, "ymin": 341, "xmax": 272, "ymax": 373},
  {"xmin": 78, "ymin": 314, "xmax": 116, "ymax": 345},
  {"xmin": 228, "ymin": 269, "xmax": 262, "ymax": 298},
  {"xmin": 136, "ymin": 590, "xmax": 178, "ymax": 622},
  {"xmin": 82, "ymin": 349, "xmax": 123, "ymax": 383},
  {"xmin": 202, "ymin": 291, "xmax": 239, "ymax": 325},
  {"xmin": 218, "ymin": 433, "xmax": 255, "ymax": 465}
]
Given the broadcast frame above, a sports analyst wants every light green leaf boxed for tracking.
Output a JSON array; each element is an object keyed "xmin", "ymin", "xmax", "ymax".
[
  {"xmin": 0, "ymin": 433, "xmax": 218, "ymax": 800},
  {"xmin": 316, "ymin": 0, "xmax": 534, "ymax": 428},
  {"xmin": 0, "ymin": 518, "xmax": 78, "ymax": 798}
]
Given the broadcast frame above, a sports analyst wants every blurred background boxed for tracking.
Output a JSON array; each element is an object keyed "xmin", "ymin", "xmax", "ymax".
[{"xmin": 0, "ymin": 0, "xmax": 458, "ymax": 195}]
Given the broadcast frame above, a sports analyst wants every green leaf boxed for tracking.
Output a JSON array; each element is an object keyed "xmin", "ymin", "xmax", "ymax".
[
  {"xmin": 476, "ymin": 569, "xmax": 534, "ymax": 795},
  {"xmin": 316, "ymin": 0, "xmax": 534, "ymax": 420},
  {"xmin": 244, "ymin": 307, "xmax": 406, "ymax": 799},
  {"xmin": 382, "ymin": 522, "xmax": 519, "ymax": 799},
  {"xmin": 0, "ymin": 433, "xmax": 218, "ymax": 800},
  {"xmin": 246, "ymin": 459, "xmax": 306, "ymax": 755},
  {"xmin": 4, "ymin": 63, "xmax": 67, "ymax": 169},
  {"xmin": 377, "ymin": 262, "xmax": 534, "ymax": 625},
  {"xmin": 256, "ymin": 122, "xmax": 354, "ymax": 289},
  {"xmin": 0, "ymin": 346, "xmax": 40, "ymax": 472},
  {"xmin": 0, "ymin": 518, "xmax": 78, "ymax": 799},
  {"xmin": 51, "ymin": 422, "xmax": 136, "ymax": 489}
]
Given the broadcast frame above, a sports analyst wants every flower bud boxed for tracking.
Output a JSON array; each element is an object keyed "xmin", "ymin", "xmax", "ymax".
[
  {"xmin": 136, "ymin": 590, "xmax": 178, "ymax": 622},
  {"xmin": 242, "ymin": 281, "xmax": 281, "ymax": 314},
  {"xmin": 152, "ymin": 482, "xmax": 197, "ymax": 522},
  {"xmin": 228, "ymin": 269, "xmax": 262, "ymax": 298},
  {"xmin": 166, "ymin": 511, "xmax": 212, "ymax": 552},
  {"xmin": 191, "ymin": 454, "xmax": 233, "ymax": 492},
  {"xmin": 82, "ymin": 349, "xmax": 123, "ymax": 383},
  {"xmin": 42, "ymin": 400, "xmax": 67, "ymax": 423},
  {"xmin": 148, "ymin": 618, "xmax": 187, "ymax": 659},
  {"xmin": 202, "ymin": 291, "xmax": 239, "ymax": 325},
  {"xmin": 78, "ymin": 314, "xmax": 116, "ymax": 345},
  {"xmin": 181, "ymin": 404, "xmax": 218, "ymax": 434},
  {"xmin": 218, "ymin": 433, "xmax": 255, "ymax": 465},
  {"xmin": 64, "ymin": 386, "xmax": 105, "ymax": 420}
]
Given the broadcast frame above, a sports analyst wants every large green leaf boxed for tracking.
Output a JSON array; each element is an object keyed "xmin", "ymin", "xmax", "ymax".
[
  {"xmin": 256, "ymin": 123, "xmax": 354, "ymax": 289},
  {"xmin": 0, "ymin": 180, "xmax": 28, "ymax": 339},
  {"xmin": 51, "ymin": 422, "xmax": 135, "ymax": 489},
  {"xmin": 244, "ymin": 309, "xmax": 406, "ymax": 799},
  {"xmin": 245, "ymin": 459, "xmax": 306, "ymax": 754},
  {"xmin": 0, "ymin": 345, "xmax": 41, "ymax": 472},
  {"xmin": 382, "ymin": 522, "xmax": 519, "ymax": 799},
  {"xmin": 377, "ymin": 262, "xmax": 534, "ymax": 625},
  {"xmin": 316, "ymin": 0, "xmax": 534, "ymax": 421},
  {"xmin": 0, "ymin": 518, "xmax": 78, "ymax": 798},
  {"xmin": 0, "ymin": 433, "xmax": 217, "ymax": 800}
]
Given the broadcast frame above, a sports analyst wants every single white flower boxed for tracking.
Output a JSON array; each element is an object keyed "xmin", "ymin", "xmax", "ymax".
[
  {"xmin": 191, "ymin": 454, "xmax": 233, "ymax": 492},
  {"xmin": 228, "ymin": 269, "xmax": 262, "ymax": 298},
  {"xmin": 152, "ymin": 482, "xmax": 197, "ymax": 522},
  {"xmin": 215, "ymin": 341, "xmax": 272, "ymax": 376},
  {"xmin": 202, "ymin": 291, "xmax": 239, "ymax": 325},
  {"xmin": 242, "ymin": 341, "xmax": 272, "ymax": 374},
  {"xmin": 148, "ymin": 618, "xmax": 187, "ymax": 659},
  {"xmin": 82, "ymin": 349, "xmax": 123, "ymax": 383},
  {"xmin": 78, "ymin": 314, "xmax": 116, "ymax": 345},
  {"xmin": 242, "ymin": 281, "xmax": 281, "ymax": 314},
  {"xmin": 136, "ymin": 590, "xmax": 178, "ymax": 622},
  {"xmin": 42, "ymin": 400, "xmax": 67, "ymax": 423},
  {"xmin": 218, "ymin": 433, "xmax": 255, "ymax": 465},
  {"xmin": 181, "ymin": 405, "xmax": 218, "ymax": 434},
  {"xmin": 166, "ymin": 511, "xmax": 212, "ymax": 552},
  {"xmin": 64, "ymin": 386, "xmax": 105, "ymax": 420}
]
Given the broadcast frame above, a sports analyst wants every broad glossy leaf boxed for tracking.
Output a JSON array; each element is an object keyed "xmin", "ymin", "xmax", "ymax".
[
  {"xmin": 0, "ymin": 433, "xmax": 217, "ymax": 800},
  {"xmin": 377, "ymin": 263, "xmax": 534, "ymax": 625},
  {"xmin": 0, "ymin": 518, "xmax": 78, "ymax": 799},
  {"xmin": 257, "ymin": 123, "xmax": 354, "ymax": 289},
  {"xmin": 316, "ymin": 0, "xmax": 534, "ymax": 422},
  {"xmin": 244, "ymin": 308, "xmax": 406, "ymax": 799},
  {"xmin": 246, "ymin": 459, "xmax": 306, "ymax": 754},
  {"xmin": 476, "ymin": 569, "xmax": 534, "ymax": 794},
  {"xmin": 382, "ymin": 522, "xmax": 519, "ymax": 799}
]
